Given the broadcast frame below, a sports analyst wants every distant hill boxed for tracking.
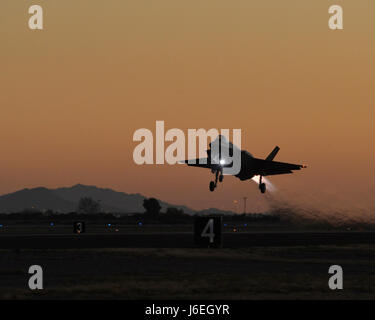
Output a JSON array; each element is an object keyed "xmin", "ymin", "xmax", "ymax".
[
  {"xmin": 0, "ymin": 187, "xmax": 75, "ymax": 213},
  {"xmin": 0, "ymin": 184, "xmax": 234, "ymax": 215}
]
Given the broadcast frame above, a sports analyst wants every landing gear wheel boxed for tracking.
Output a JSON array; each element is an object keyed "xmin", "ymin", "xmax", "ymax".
[
  {"xmin": 219, "ymin": 174, "xmax": 224, "ymax": 183},
  {"xmin": 259, "ymin": 183, "xmax": 266, "ymax": 194},
  {"xmin": 209, "ymin": 181, "xmax": 215, "ymax": 192}
]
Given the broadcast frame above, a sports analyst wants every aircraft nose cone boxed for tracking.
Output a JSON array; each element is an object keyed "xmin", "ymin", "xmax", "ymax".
[
  {"xmin": 209, "ymin": 134, "xmax": 228, "ymax": 147},
  {"xmin": 217, "ymin": 134, "xmax": 228, "ymax": 141}
]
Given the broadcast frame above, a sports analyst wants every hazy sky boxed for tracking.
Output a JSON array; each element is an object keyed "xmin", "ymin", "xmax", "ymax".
[{"xmin": 1, "ymin": 1, "xmax": 374, "ymax": 214}]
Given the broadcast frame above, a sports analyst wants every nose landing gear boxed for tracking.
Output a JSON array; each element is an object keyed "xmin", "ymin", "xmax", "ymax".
[
  {"xmin": 209, "ymin": 169, "xmax": 224, "ymax": 192},
  {"xmin": 209, "ymin": 181, "xmax": 215, "ymax": 192}
]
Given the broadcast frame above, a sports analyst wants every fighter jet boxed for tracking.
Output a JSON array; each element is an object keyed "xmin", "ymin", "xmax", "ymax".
[{"xmin": 182, "ymin": 135, "xmax": 306, "ymax": 193}]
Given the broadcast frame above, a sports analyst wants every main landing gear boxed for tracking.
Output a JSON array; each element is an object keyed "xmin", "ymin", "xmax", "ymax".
[
  {"xmin": 259, "ymin": 175, "xmax": 266, "ymax": 194},
  {"xmin": 209, "ymin": 169, "xmax": 224, "ymax": 192}
]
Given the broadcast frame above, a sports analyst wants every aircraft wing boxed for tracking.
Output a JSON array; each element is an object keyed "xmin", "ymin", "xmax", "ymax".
[
  {"xmin": 181, "ymin": 158, "xmax": 233, "ymax": 169},
  {"xmin": 181, "ymin": 158, "xmax": 212, "ymax": 169},
  {"xmin": 252, "ymin": 158, "xmax": 306, "ymax": 176}
]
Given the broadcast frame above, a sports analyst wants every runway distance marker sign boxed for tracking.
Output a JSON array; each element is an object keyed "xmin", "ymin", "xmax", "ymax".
[
  {"xmin": 73, "ymin": 221, "xmax": 86, "ymax": 234},
  {"xmin": 194, "ymin": 216, "xmax": 222, "ymax": 248}
]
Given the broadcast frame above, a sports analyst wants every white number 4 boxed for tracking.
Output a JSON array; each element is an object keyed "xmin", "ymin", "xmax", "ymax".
[{"xmin": 201, "ymin": 219, "xmax": 215, "ymax": 243}]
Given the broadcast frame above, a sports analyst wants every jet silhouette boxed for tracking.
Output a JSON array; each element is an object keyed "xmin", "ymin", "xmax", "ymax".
[{"xmin": 182, "ymin": 135, "xmax": 306, "ymax": 193}]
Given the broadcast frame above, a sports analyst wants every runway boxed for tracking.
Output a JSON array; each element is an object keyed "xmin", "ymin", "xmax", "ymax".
[{"xmin": 1, "ymin": 231, "xmax": 375, "ymax": 249}]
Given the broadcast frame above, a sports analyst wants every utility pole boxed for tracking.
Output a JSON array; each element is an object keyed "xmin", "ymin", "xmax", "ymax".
[
  {"xmin": 243, "ymin": 197, "xmax": 248, "ymax": 214},
  {"xmin": 233, "ymin": 200, "xmax": 238, "ymax": 213}
]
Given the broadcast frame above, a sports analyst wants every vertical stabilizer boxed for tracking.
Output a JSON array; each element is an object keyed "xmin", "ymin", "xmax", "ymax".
[{"xmin": 265, "ymin": 146, "xmax": 280, "ymax": 161}]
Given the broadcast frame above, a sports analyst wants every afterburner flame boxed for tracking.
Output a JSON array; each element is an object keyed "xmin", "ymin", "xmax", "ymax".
[{"xmin": 251, "ymin": 175, "xmax": 276, "ymax": 192}]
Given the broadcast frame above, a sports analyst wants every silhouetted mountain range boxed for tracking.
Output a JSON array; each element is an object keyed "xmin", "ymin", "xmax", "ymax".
[{"xmin": 0, "ymin": 184, "xmax": 234, "ymax": 215}]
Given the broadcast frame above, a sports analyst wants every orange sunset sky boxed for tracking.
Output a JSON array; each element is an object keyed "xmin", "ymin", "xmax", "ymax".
[{"xmin": 0, "ymin": 1, "xmax": 374, "ymax": 215}]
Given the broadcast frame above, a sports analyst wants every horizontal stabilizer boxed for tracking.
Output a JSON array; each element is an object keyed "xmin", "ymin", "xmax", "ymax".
[{"xmin": 266, "ymin": 146, "xmax": 280, "ymax": 161}]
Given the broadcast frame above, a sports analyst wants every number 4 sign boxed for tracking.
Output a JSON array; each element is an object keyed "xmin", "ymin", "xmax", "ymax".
[{"xmin": 194, "ymin": 216, "xmax": 222, "ymax": 248}]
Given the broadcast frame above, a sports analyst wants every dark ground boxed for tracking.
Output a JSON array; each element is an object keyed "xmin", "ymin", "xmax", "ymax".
[
  {"xmin": 1, "ymin": 223, "xmax": 375, "ymax": 248},
  {"xmin": 1, "ymin": 246, "xmax": 375, "ymax": 299},
  {"xmin": 2, "ymin": 231, "xmax": 375, "ymax": 249},
  {"xmin": 0, "ymin": 224, "xmax": 374, "ymax": 299}
]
